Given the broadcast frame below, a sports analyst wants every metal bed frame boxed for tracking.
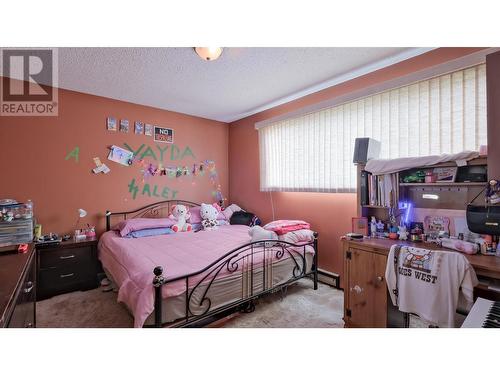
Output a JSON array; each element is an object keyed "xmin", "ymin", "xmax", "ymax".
[{"xmin": 105, "ymin": 200, "xmax": 318, "ymax": 328}]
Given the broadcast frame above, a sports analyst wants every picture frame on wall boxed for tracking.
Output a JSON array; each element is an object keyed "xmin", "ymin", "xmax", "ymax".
[
  {"xmin": 144, "ymin": 124, "xmax": 154, "ymax": 136},
  {"xmin": 134, "ymin": 121, "xmax": 144, "ymax": 135},
  {"xmin": 120, "ymin": 119, "xmax": 130, "ymax": 133},
  {"xmin": 107, "ymin": 117, "xmax": 117, "ymax": 131},
  {"xmin": 154, "ymin": 126, "xmax": 174, "ymax": 143},
  {"xmin": 107, "ymin": 145, "xmax": 134, "ymax": 166}
]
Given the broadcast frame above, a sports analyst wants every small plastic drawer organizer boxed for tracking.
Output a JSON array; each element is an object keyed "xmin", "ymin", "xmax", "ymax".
[{"xmin": 0, "ymin": 203, "xmax": 34, "ymax": 247}]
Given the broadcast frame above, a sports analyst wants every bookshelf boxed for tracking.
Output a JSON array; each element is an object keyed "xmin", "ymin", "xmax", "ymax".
[{"xmin": 356, "ymin": 156, "xmax": 488, "ymax": 219}]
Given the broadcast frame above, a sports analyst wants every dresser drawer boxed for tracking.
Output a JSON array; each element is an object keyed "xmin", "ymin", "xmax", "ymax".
[
  {"xmin": 39, "ymin": 245, "xmax": 92, "ymax": 269},
  {"xmin": 6, "ymin": 249, "xmax": 36, "ymax": 328},
  {"xmin": 8, "ymin": 279, "xmax": 36, "ymax": 328},
  {"xmin": 39, "ymin": 264, "xmax": 92, "ymax": 287},
  {"xmin": 38, "ymin": 264, "xmax": 95, "ymax": 299}
]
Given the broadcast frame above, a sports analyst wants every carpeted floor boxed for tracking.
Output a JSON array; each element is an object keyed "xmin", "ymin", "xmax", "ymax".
[{"xmin": 36, "ymin": 279, "xmax": 344, "ymax": 328}]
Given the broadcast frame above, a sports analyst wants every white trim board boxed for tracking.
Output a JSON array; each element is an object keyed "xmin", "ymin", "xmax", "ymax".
[{"xmin": 254, "ymin": 47, "xmax": 499, "ymax": 130}]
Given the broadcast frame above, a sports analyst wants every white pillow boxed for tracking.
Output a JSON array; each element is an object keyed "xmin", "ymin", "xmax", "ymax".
[{"xmin": 278, "ymin": 229, "xmax": 315, "ymax": 244}]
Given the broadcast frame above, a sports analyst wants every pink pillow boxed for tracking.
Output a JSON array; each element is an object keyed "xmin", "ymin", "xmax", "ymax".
[
  {"xmin": 188, "ymin": 206, "xmax": 203, "ymax": 224},
  {"xmin": 188, "ymin": 206, "xmax": 225, "ymax": 224},
  {"xmin": 264, "ymin": 220, "xmax": 311, "ymax": 235},
  {"xmin": 113, "ymin": 218, "xmax": 176, "ymax": 237}
]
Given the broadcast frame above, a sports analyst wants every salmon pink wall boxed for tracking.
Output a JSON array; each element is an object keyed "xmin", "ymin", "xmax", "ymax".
[
  {"xmin": 229, "ymin": 48, "xmax": 488, "ymax": 282},
  {"xmin": 0, "ymin": 86, "xmax": 228, "ymax": 235}
]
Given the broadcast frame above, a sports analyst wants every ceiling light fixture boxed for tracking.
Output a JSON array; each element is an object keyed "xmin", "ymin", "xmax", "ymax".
[{"xmin": 194, "ymin": 47, "xmax": 223, "ymax": 61}]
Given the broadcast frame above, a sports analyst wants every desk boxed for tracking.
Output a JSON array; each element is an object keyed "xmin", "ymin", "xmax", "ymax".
[{"xmin": 341, "ymin": 237, "xmax": 500, "ymax": 328}]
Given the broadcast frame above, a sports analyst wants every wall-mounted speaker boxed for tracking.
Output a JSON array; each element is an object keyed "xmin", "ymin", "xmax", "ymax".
[{"xmin": 353, "ymin": 137, "xmax": 381, "ymax": 164}]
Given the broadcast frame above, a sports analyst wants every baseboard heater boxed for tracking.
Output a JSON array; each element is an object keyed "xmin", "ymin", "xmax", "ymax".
[{"xmin": 317, "ymin": 268, "xmax": 340, "ymax": 289}]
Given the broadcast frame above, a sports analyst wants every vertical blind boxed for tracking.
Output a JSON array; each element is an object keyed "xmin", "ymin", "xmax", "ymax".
[{"xmin": 258, "ymin": 64, "xmax": 487, "ymax": 193}]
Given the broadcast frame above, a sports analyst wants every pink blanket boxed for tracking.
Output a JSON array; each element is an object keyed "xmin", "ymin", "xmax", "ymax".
[{"xmin": 98, "ymin": 225, "xmax": 313, "ymax": 327}]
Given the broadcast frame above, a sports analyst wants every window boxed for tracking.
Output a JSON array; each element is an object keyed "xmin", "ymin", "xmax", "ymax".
[{"xmin": 257, "ymin": 64, "xmax": 487, "ymax": 193}]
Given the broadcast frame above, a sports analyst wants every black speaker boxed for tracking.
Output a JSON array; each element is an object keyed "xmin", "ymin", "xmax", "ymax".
[{"xmin": 353, "ymin": 138, "xmax": 381, "ymax": 164}]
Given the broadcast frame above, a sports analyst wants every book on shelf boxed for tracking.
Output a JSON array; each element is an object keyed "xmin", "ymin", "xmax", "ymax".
[{"xmin": 362, "ymin": 171, "xmax": 396, "ymax": 208}]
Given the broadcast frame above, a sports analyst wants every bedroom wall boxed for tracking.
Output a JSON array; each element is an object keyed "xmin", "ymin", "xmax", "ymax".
[
  {"xmin": 228, "ymin": 47, "xmax": 489, "ymax": 283},
  {"xmin": 0, "ymin": 85, "xmax": 229, "ymax": 235}
]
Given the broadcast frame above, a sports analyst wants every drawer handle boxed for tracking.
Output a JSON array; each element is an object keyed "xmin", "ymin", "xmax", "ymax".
[
  {"xmin": 60, "ymin": 273, "xmax": 75, "ymax": 278},
  {"xmin": 25, "ymin": 322, "xmax": 34, "ymax": 328},
  {"xmin": 24, "ymin": 281, "xmax": 34, "ymax": 293},
  {"xmin": 59, "ymin": 255, "xmax": 75, "ymax": 260}
]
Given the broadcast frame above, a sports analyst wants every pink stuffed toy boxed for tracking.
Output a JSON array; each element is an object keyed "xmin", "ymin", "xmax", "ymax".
[{"xmin": 169, "ymin": 205, "xmax": 192, "ymax": 232}]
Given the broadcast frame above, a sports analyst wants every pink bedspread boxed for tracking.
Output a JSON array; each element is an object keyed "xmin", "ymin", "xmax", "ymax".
[{"xmin": 98, "ymin": 225, "xmax": 314, "ymax": 327}]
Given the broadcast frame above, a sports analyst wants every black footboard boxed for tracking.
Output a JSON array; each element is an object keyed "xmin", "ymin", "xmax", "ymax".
[{"xmin": 152, "ymin": 233, "xmax": 319, "ymax": 328}]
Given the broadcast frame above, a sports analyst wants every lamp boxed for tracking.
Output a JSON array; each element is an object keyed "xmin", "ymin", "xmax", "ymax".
[
  {"xmin": 74, "ymin": 208, "xmax": 88, "ymax": 241},
  {"xmin": 194, "ymin": 47, "xmax": 223, "ymax": 61},
  {"xmin": 78, "ymin": 208, "xmax": 87, "ymax": 218}
]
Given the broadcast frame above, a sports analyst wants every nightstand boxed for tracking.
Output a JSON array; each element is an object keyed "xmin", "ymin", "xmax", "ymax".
[{"xmin": 36, "ymin": 238, "xmax": 99, "ymax": 300}]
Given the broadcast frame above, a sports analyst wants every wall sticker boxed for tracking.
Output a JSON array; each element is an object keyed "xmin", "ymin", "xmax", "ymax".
[{"xmin": 65, "ymin": 146, "xmax": 80, "ymax": 162}]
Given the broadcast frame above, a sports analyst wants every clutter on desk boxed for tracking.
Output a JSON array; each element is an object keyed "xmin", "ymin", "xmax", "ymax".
[
  {"xmin": 440, "ymin": 238, "xmax": 479, "ymax": 255},
  {"xmin": 0, "ymin": 200, "xmax": 34, "ymax": 247},
  {"xmin": 346, "ymin": 233, "xmax": 364, "ymax": 240},
  {"xmin": 74, "ymin": 226, "xmax": 95, "ymax": 241},
  {"xmin": 35, "ymin": 233, "xmax": 61, "ymax": 246}
]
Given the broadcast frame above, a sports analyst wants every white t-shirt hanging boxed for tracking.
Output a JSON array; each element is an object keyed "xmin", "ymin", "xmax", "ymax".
[{"xmin": 385, "ymin": 245, "xmax": 478, "ymax": 328}]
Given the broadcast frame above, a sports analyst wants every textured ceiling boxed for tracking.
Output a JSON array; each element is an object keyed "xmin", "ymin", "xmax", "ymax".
[{"xmin": 4, "ymin": 47, "xmax": 433, "ymax": 122}]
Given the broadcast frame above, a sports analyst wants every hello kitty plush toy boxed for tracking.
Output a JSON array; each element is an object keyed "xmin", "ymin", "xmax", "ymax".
[
  {"xmin": 170, "ymin": 205, "xmax": 192, "ymax": 232},
  {"xmin": 200, "ymin": 203, "xmax": 219, "ymax": 231}
]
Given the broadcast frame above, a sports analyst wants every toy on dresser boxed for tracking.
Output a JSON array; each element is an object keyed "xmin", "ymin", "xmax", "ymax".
[
  {"xmin": 170, "ymin": 205, "xmax": 192, "ymax": 232},
  {"xmin": 200, "ymin": 203, "xmax": 219, "ymax": 231}
]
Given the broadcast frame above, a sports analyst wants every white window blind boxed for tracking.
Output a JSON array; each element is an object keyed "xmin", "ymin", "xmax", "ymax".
[{"xmin": 258, "ymin": 64, "xmax": 487, "ymax": 193}]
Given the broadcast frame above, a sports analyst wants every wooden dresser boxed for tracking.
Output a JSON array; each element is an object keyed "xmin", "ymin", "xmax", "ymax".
[
  {"xmin": 0, "ymin": 244, "xmax": 36, "ymax": 328},
  {"xmin": 342, "ymin": 237, "xmax": 500, "ymax": 328}
]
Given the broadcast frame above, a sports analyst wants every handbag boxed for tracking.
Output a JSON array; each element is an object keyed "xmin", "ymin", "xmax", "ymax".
[
  {"xmin": 466, "ymin": 185, "xmax": 500, "ymax": 235},
  {"xmin": 229, "ymin": 211, "xmax": 257, "ymax": 226}
]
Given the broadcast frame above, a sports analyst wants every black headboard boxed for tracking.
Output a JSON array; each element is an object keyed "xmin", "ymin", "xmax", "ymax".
[{"xmin": 105, "ymin": 200, "xmax": 200, "ymax": 231}]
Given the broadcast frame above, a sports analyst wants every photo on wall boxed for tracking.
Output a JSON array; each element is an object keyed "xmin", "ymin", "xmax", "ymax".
[
  {"xmin": 108, "ymin": 145, "xmax": 134, "ymax": 166},
  {"xmin": 120, "ymin": 119, "xmax": 130, "ymax": 133},
  {"xmin": 107, "ymin": 117, "xmax": 117, "ymax": 131},
  {"xmin": 154, "ymin": 126, "xmax": 174, "ymax": 143},
  {"xmin": 134, "ymin": 121, "xmax": 144, "ymax": 135},
  {"xmin": 144, "ymin": 123, "xmax": 154, "ymax": 136}
]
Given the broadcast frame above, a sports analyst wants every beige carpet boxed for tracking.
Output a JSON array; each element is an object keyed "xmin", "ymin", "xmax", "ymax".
[{"xmin": 36, "ymin": 278, "xmax": 344, "ymax": 328}]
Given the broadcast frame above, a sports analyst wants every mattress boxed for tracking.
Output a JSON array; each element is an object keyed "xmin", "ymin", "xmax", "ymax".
[{"xmin": 98, "ymin": 225, "xmax": 314, "ymax": 327}]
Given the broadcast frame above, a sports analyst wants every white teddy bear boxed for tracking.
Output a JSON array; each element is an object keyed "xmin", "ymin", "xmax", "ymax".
[
  {"xmin": 200, "ymin": 203, "xmax": 219, "ymax": 231},
  {"xmin": 170, "ymin": 205, "xmax": 192, "ymax": 232},
  {"xmin": 248, "ymin": 225, "xmax": 278, "ymax": 246}
]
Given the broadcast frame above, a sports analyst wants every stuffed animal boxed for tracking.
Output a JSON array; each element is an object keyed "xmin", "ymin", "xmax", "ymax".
[
  {"xmin": 248, "ymin": 225, "xmax": 278, "ymax": 246},
  {"xmin": 200, "ymin": 203, "xmax": 219, "ymax": 230},
  {"xmin": 170, "ymin": 205, "xmax": 192, "ymax": 232},
  {"xmin": 398, "ymin": 225, "xmax": 408, "ymax": 241}
]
